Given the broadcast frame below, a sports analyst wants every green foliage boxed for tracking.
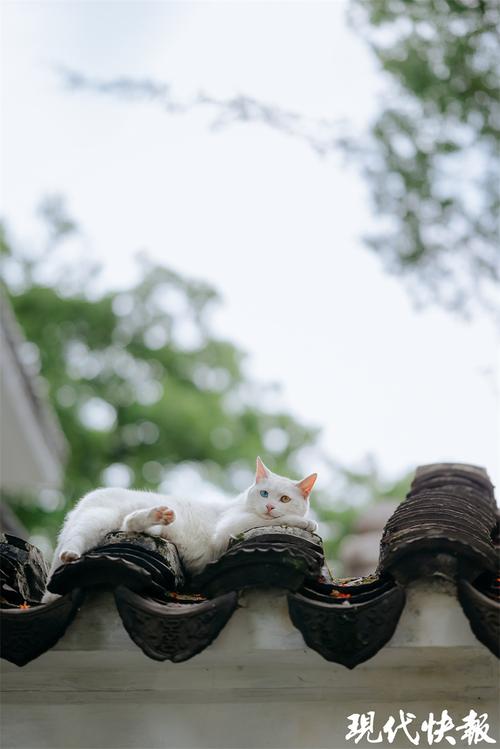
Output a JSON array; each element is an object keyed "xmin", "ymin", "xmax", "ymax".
[
  {"xmin": 1, "ymin": 206, "xmax": 411, "ymax": 563},
  {"xmin": 349, "ymin": 0, "xmax": 500, "ymax": 314},
  {"xmin": 1, "ymin": 213, "xmax": 318, "ymax": 541}
]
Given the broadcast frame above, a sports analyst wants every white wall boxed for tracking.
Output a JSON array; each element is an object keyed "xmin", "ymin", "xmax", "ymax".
[{"xmin": 1, "ymin": 582, "xmax": 499, "ymax": 749}]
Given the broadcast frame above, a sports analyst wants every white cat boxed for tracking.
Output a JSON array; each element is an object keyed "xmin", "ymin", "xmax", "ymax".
[{"xmin": 44, "ymin": 457, "xmax": 317, "ymax": 600}]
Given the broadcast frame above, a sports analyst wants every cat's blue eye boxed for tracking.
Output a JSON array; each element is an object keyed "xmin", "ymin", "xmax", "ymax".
[{"xmin": 259, "ymin": 490, "xmax": 269, "ymax": 498}]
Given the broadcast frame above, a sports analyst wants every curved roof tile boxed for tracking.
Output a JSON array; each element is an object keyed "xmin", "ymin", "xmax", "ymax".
[{"xmin": 1, "ymin": 463, "xmax": 498, "ymax": 667}]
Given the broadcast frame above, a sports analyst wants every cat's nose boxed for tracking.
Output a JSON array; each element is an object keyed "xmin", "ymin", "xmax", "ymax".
[{"xmin": 265, "ymin": 503, "xmax": 274, "ymax": 513}]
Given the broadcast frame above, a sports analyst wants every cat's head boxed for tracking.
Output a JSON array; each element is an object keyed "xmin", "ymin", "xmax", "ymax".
[{"xmin": 245, "ymin": 456, "xmax": 317, "ymax": 520}]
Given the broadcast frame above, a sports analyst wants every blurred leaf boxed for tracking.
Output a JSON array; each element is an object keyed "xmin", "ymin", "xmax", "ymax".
[{"xmin": 348, "ymin": 0, "xmax": 500, "ymax": 316}]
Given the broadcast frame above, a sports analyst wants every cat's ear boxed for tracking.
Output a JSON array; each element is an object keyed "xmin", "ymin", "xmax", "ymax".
[
  {"xmin": 296, "ymin": 473, "xmax": 317, "ymax": 498},
  {"xmin": 255, "ymin": 456, "xmax": 270, "ymax": 483}
]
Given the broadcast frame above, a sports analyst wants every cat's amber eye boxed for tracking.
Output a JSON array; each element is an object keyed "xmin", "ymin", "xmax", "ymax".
[{"xmin": 280, "ymin": 495, "xmax": 291, "ymax": 503}]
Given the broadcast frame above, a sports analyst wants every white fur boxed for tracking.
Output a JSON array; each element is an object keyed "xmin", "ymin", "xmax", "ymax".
[{"xmin": 44, "ymin": 459, "xmax": 317, "ymax": 602}]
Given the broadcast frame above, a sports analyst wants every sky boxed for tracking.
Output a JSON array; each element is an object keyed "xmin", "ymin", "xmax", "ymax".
[{"xmin": 1, "ymin": 1, "xmax": 499, "ymax": 491}]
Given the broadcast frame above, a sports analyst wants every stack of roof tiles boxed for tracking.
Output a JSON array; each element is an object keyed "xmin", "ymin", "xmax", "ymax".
[{"xmin": 1, "ymin": 463, "xmax": 498, "ymax": 669}]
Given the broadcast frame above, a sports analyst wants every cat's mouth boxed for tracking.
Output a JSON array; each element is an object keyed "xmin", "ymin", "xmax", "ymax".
[{"xmin": 262, "ymin": 510, "xmax": 280, "ymax": 519}]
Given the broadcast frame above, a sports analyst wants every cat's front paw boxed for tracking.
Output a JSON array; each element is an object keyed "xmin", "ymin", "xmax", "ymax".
[
  {"xmin": 280, "ymin": 517, "xmax": 318, "ymax": 533},
  {"xmin": 60, "ymin": 550, "xmax": 81, "ymax": 564},
  {"xmin": 294, "ymin": 518, "xmax": 318, "ymax": 532},
  {"xmin": 150, "ymin": 506, "xmax": 175, "ymax": 525}
]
